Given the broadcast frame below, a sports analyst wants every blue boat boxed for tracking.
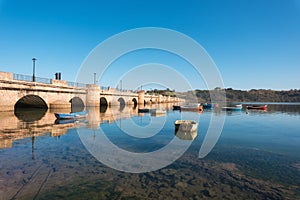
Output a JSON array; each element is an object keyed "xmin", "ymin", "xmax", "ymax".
[
  {"xmin": 202, "ymin": 103, "xmax": 218, "ymax": 109},
  {"xmin": 54, "ymin": 110, "xmax": 89, "ymax": 119}
]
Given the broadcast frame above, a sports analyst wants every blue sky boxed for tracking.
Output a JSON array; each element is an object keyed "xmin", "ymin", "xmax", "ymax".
[{"xmin": 0, "ymin": 0, "xmax": 300, "ymax": 91}]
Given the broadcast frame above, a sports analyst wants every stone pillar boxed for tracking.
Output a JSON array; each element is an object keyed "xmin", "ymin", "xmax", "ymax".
[
  {"xmin": 151, "ymin": 96, "xmax": 156, "ymax": 104},
  {"xmin": 169, "ymin": 97, "xmax": 174, "ymax": 103},
  {"xmin": 138, "ymin": 90, "xmax": 145, "ymax": 105},
  {"xmin": 158, "ymin": 95, "xmax": 162, "ymax": 103},
  {"xmin": 167, "ymin": 96, "xmax": 171, "ymax": 103},
  {"xmin": 0, "ymin": 72, "xmax": 13, "ymax": 80},
  {"xmin": 86, "ymin": 84, "xmax": 101, "ymax": 107},
  {"xmin": 87, "ymin": 106, "xmax": 100, "ymax": 129}
]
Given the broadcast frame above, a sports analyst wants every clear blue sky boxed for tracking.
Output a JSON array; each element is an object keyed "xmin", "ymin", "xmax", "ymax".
[{"xmin": 0, "ymin": 0, "xmax": 300, "ymax": 91}]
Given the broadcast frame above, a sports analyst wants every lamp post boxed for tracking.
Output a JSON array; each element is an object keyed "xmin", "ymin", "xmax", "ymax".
[
  {"xmin": 93, "ymin": 73, "xmax": 96, "ymax": 84},
  {"xmin": 32, "ymin": 58, "xmax": 37, "ymax": 82}
]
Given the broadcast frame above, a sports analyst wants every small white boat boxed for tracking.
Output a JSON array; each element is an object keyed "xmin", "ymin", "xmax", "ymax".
[
  {"xmin": 180, "ymin": 105, "xmax": 203, "ymax": 112},
  {"xmin": 174, "ymin": 120, "xmax": 198, "ymax": 132},
  {"xmin": 150, "ymin": 109, "xmax": 166, "ymax": 116},
  {"xmin": 175, "ymin": 130, "xmax": 198, "ymax": 140},
  {"xmin": 222, "ymin": 104, "xmax": 243, "ymax": 111}
]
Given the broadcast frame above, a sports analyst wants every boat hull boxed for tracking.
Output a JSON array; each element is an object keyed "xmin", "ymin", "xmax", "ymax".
[
  {"xmin": 175, "ymin": 130, "xmax": 197, "ymax": 140},
  {"xmin": 150, "ymin": 110, "xmax": 166, "ymax": 116},
  {"xmin": 54, "ymin": 110, "xmax": 88, "ymax": 119},
  {"xmin": 202, "ymin": 103, "xmax": 218, "ymax": 109},
  {"xmin": 174, "ymin": 120, "xmax": 198, "ymax": 132},
  {"xmin": 180, "ymin": 105, "xmax": 203, "ymax": 112},
  {"xmin": 138, "ymin": 108, "xmax": 156, "ymax": 113},
  {"xmin": 246, "ymin": 105, "xmax": 267, "ymax": 110},
  {"xmin": 173, "ymin": 105, "xmax": 181, "ymax": 110},
  {"xmin": 221, "ymin": 106, "xmax": 242, "ymax": 111}
]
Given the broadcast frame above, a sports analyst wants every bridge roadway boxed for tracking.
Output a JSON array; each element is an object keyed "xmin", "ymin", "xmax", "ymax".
[{"xmin": 0, "ymin": 71, "xmax": 182, "ymax": 112}]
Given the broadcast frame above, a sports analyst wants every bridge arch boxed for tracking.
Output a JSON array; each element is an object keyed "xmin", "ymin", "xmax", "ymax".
[
  {"xmin": 132, "ymin": 98, "xmax": 138, "ymax": 107},
  {"xmin": 15, "ymin": 95, "xmax": 48, "ymax": 109},
  {"xmin": 100, "ymin": 97, "xmax": 108, "ymax": 113},
  {"xmin": 70, "ymin": 97, "xmax": 85, "ymax": 112},
  {"xmin": 118, "ymin": 97, "xmax": 126, "ymax": 106},
  {"xmin": 69, "ymin": 97, "xmax": 84, "ymax": 107},
  {"xmin": 118, "ymin": 97, "xmax": 126, "ymax": 111},
  {"xmin": 100, "ymin": 97, "xmax": 108, "ymax": 106}
]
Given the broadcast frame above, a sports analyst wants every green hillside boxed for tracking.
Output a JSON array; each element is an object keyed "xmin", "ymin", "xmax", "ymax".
[{"xmin": 193, "ymin": 88, "xmax": 300, "ymax": 102}]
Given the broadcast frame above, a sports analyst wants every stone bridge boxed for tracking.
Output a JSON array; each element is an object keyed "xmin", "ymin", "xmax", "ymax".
[{"xmin": 0, "ymin": 72, "xmax": 183, "ymax": 112}]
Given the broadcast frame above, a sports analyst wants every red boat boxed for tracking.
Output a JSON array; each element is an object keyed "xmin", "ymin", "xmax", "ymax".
[{"xmin": 246, "ymin": 105, "xmax": 267, "ymax": 110}]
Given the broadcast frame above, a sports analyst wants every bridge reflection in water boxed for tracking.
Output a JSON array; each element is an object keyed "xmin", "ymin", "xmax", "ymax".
[{"xmin": 0, "ymin": 103, "xmax": 176, "ymax": 149}]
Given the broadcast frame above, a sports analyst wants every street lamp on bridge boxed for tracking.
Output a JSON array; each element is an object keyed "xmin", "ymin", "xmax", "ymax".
[{"xmin": 32, "ymin": 58, "xmax": 37, "ymax": 82}]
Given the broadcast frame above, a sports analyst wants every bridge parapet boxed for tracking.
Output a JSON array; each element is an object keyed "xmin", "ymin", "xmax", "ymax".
[
  {"xmin": 100, "ymin": 87, "xmax": 138, "ymax": 97},
  {"xmin": 0, "ymin": 72, "xmax": 13, "ymax": 81},
  {"xmin": 0, "ymin": 71, "xmax": 185, "ymax": 111},
  {"xmin": 51, "ymin": 79, "xmax": 68, "ymax": 87},
  {"xmin": 0, "ymin": 71, "xmax": 87, "ymax": 88}
]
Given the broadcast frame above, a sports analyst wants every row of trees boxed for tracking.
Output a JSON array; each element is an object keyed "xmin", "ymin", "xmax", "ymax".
[
  {"xmin": 189, "ymin": 89, "xmax": 300, "ymax": 102},
  {"xmin": 146, "ymin": 88, "xmax": 177, "ymax": 97},
  {"xmin": 146, "ymin": 88, "xmax": 300, "ymax": 102}
]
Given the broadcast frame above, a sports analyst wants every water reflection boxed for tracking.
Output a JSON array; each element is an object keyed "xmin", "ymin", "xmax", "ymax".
[
  {"xmin": 222, "ymin": 110, "xmax": 243, "ymax": 116},
  {"xmin": 14, "ymin": 107, "xmax": 47, "ymax": 122},
  {"xmin": 100, "ymin": 105, "xmax": 108, "ymax": 113},
  {"xmin": 2, "ymin": 103, "xmax": 300, "ymax": 150},
  {"xmin": 266, "ymin": 104, "xmax": 300, "ymax": 115},
  {"xmin": 0, "ymin": 104, "xmax": 177, "ymax": 149},
  {"xmin": 1, "ymin": 103, "xmax": 300, "ymax": 199}
]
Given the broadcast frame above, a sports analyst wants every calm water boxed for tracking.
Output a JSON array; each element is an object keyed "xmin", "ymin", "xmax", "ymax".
[{"xmin": 1, "ymin": 103, "xmax": 300, "ymax": 199}]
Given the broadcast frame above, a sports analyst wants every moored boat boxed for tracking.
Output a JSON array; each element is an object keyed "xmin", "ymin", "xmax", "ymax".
[
  {"xmin": 138, "ymin": 108, "xmax": 149, "ymax": 113},
  {"xmin": 55, "ymin": 119, "xmax": 77, "ymax": 124},
  {"xmin": 246, "ymin": 105, "xmax": 267, "ymax": 110},
  {"xmin": 202, "ymin": 103, "xmax": 219, "ymax": 109},
  {"xmin": 222, "ymin": 104, "xmax": 243, "ymax": 111},
  {"xmin": 175, "ymin": 129, "xmax": 198, "ymax": 140},
  {"xmin": 173, "ymin": 105, "xmax": 181, "ymax": 110},
  {"xmin": 180, "ymin": 104, "xmax": 203, "ymax": 112},
  {"xmin": 150, "ymin": 109, "xmax": 166, "ymax": 116},
  {"xmin": 138, "ymin": 108, "xmax": 156, "ymax": 113},
  {"xmin": 54, "ymin": 110, "xmax": 89, "ymax": 119},
  {"xmin": 174, "ymin": 120, "xmax": 198, "ymax": 132}
]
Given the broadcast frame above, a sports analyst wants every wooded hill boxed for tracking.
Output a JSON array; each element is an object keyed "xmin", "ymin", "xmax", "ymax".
[
  {"xmin": 192, "ymin": 88, "xmax": 300, "ymax": 102},
  {"xmin": 146, "ymin": 88, "xmax": 300, "ymax": 102}
]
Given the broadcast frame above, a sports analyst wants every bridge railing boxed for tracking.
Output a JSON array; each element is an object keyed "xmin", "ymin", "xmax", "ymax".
[
  {"xmin": 35, "ymin": 77, "xmax": 52, "ymax": 84},
  {"xmin": 13, "ymin": 73, "xmax": 87, "ymax": 88},
  {"xmin": 13, "ymin": 73, "xmax": 52, "ymax": 84},
  {"xmin": 13, "ymin": 73, "xmax": 32, "ymax": 82},
  {"xmin": 115, "ymin": 88, "xmax": 134, "ymax": 93},
  {"xmin": 68, "ymin": 81, "xmax": 87, "ymax": 88},
  {"xmin": 12, "ymin": 73, "xmax": 136, "ymax": 91}
]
